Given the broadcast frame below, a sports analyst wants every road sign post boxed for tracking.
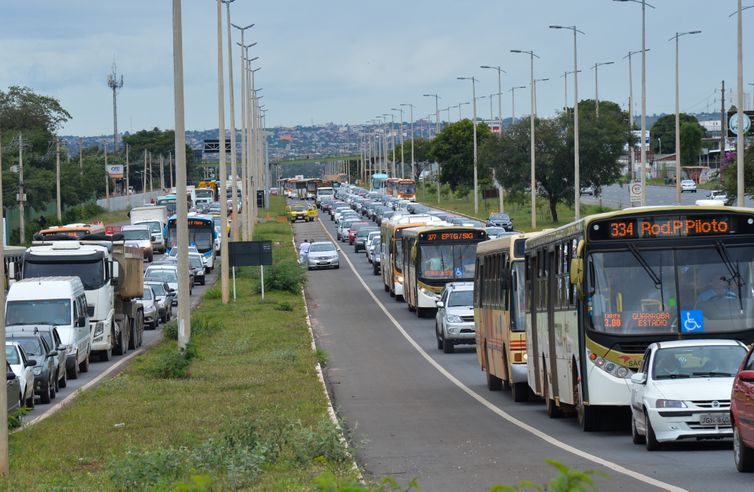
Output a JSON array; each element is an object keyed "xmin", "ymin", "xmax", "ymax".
[
  {"xmin": 630, "ymin": 182, "xmax": 643, "ymax": 204},
  {"xmin": 228, "ymin": 240, "xmax": 273, "ymax": 299}
]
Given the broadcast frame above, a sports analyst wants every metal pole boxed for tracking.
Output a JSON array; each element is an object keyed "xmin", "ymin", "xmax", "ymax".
[
  {"xmin": 172, "ymin": 0, "xmax": 191, "ymax": 348},
  {"xmin": 216, "ymin": 0, "xmax": 230, "ymax": 304},
  {"xmin": 79, "ymin": 138, "xmax": 83, "ymax": 177},
  {"xmin": 737, "ymin": 0, "xmax": 745, "ymax": 207},
  {"xmin": 498, "ymin": 68, "xmax": 503, "ymax": 130},
  {"xmin": 239, "ymin": 48, "xmax": 249, "ymax": 240},
  {"xmin": 0, "ymin": 130, "xmax": 7, "ymax": 476},
  {"xmin": 56, "ymin": 138, "xmax": 62, "ymax": 221},
  {"xmin": 126, "ymin": 143, "xmax": 130, "ymax": 197},
  {"xmin": 573, "ymin": 28, "xmax": 581, "ymax": 220},
  {"xmin": 640, "ymin": 0, "xmax": 648, "ymax": 206},
  {"xmin": 223, "ymin": 0, "xmax": 239, "ymax": 241},
  {"xmin": 674, "ymin": 33, "xmax": 681, "ymax": 204},
  {"xmin": 19, "ymin": 133, "xmax": 25, "ymax": 243},
  {"xmin": 105, "ymin": 148, "xmax": 110, "ymax": 210}
]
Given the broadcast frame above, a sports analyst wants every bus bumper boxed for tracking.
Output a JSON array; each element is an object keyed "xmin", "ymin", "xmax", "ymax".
[
  {"xmin": 510, "ymin": 363, "xmax": 528, "ymax": 384},
  {"xmin": 586, "ymin": 362, "xmax": 632, "ymax": 406},
  {"xmin": 418, "ymin": 288, "xmax": 440, "ymax": 308},
  {"xmin": 394, "ymin": 280, "xmax": 404, "ymax": 297}
]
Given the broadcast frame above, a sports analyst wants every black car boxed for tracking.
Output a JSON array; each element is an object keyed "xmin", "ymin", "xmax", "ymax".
[
  {"xmin": 6, "ymin": 326, "xmax": 67, "ymax": 393},
  {"xmin": 486, "ymin": 213, "xmax": 513, "ymax": 231},
  {"xmin": 7, "ymin": 333, "xmax": 58, "ymax": 404},
  {"xmin": 354, "ymin": 228, "xmax": 379, "ymax": 252}
]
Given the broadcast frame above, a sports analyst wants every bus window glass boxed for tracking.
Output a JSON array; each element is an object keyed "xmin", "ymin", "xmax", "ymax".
[
  {"xmin": 394, "ymin": 241, "xmax": 404, "ymax": 273},
  {"xmin": 511, "ymin": 262, "xmax": 526, "ymax": 332},
  {"xmin": 419, "ymin": 244, "xmax": 477, "ymax": 280}
]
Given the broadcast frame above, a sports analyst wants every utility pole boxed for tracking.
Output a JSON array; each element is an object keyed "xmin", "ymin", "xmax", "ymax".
[
  {"xmin": 78, "ymin": 138, "xmax": 83, "ymax": 176},
  {"xmin": 169, "ymin": 151, "xmax": 174, "ymax": 189},
  {"xmin": 223, "ymin": 0, "xmax": 239, "ymax": 241},
  {"xmin": 125, "ymin": 144, "xmax": 130, "ymax": 198},
  {"xmin": 107, "ymin": 63, "xmax": 124, "ymax": 152},
  {"xmin": 721, "ymin": 81, "xmax": 727, "ymax": 170},
  {"xmin": 143, "ymin": 149, "xmax": 148, "ymax": 194},
  {"xmin": 216, "ymin": 0, "xmax": 230, "ymax": 304},
  {"xmin": 0, "ymin": 130, "xmax": 7, "ymax": 476},
  {"xmin": 105, "ymin": 148, "xmax": 110, "ymax": 210},
  {"xmin": 172, "ymin": 0, "xmax": 191, "ymax": 349},
  {"xmin": 18, "ymin": 133, "xmax": 26, "ymax": 243},
  {"xmin": 736, "ymin": 0, "xmax": 745, "ymax": 207},
  {"xmin": 400, "ymin": 103, "xmax": 415, "ymax": 180},
  {"xmin": 56, "ymin": 138, "xmax": 62, "ymax": 221},
  {"xmin": 160, "ymin": 154, "xmax": 165, "ymax": 191}
]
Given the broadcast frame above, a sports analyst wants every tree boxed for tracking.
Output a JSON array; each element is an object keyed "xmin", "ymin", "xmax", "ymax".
[
  {"xmin": 720, "ymin": 144, "xmax": 754, "ymax": 202},
  {"xmin": 479, "ymin": 99, "xmax": 628, "ymax": 223},
  {"xmin": 391, "ymin": 137, "xmax": 433, "ymax": 180},
  {"xmin": 650, "ymin": 113, "xmax": 706, "ymax": 156},
  {"xmin": 122, "ymin": 128, "xmax": 195, "ymax": 191},
  {"xmin": 680, "ymin": 121, "xmax": 704, "ymax": 166},
  {"xmin": 429, "ymin": 119, "xmax": 492, "ymax": 190}
]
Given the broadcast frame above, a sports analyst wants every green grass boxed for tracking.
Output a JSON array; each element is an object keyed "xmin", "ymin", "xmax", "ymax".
[
  {"xmin": 416, "ymin": 189, "xmax": 612, "ymax": 232},
  {"xmin": 1, "ymin": 195, "xmax": 358, "ymax": 490},
  {"xmin": 86, "ymin": 208, "xmax": 130, "ymax": 225}
]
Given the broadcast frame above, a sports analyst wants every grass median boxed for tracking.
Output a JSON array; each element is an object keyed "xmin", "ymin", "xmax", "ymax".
[
  {"xmin": 1, "ymin": 196, "xmax": 358, "ymax": 490},
  {"xmin": 416, "ymin": 188, "xmax": 612, "ymax": 232}
]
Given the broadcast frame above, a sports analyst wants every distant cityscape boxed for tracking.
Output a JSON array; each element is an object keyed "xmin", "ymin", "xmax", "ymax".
[{"xmin": 60, "ymin": 111, "xmax": 731, "ymax": 164}]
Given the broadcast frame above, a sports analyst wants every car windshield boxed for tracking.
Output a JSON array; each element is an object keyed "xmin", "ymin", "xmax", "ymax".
[
  {"xmin": 309, "ymin": 243, "xmax": 335, "ymax": 253},
  {"xmin": 448, "ymin": 290, "xmax": 473, "ymax": 307},
  {"xmin": 136, "ymin": 221, "xmax": 162, "ymax": 234},
  {"xmin": 145, "ymin": 269, "xmax": 177, "ymax": 283},
  {"xmin": 15, "ymin": 338, "xmax": 44, "ymax": 357},
  {"xmin": 5, "ymin": 346, "xmax": 20, "ymax": 365},
  {"xmin": 141, "ymin": 288, "xmax": 153, "ymax": 301},
  {"xmin": 6, "ymin": 299, "xmax": 71, "ymax": 326},
  {"xmin": 486, "ymin": 227, "xmax": 506, "ymax": 235},
  {"xmin": 291, "ymin": 206, "xmax": 306, "ymax": 212},
  {"xmin": 490, "ymin": 214, "xmax": 510, "ymax": 221},
  {"xmin": 652, "ymin": 345, "xmax": 746, "ymax": 379},
  {"xmin": 123, "ymin": 229, "xmax": 150, "ymax": 240},
  {"xmin": 357, "ymin": 229, "xmax": 378, "ymax": 238},
  {"xmin": 24, "ymin": 258, "xmax": 105, "ymax": 291},
  {"xmin": 419, "ymin": 244, "xmax": 478, "ymax": 280},
  {"xmin": 146, "ymin": 283, "xmax": 166, "ymax": 295},
  {"xmin": 189, "ymin": 256, "xmax": 203, "ymax": 269},
  {"xmin": 587, "ymin": 245, "xmax": 754, "ymax": 335}
]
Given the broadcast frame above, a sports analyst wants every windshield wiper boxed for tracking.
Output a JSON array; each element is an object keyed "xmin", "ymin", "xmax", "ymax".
[
  {"xmin": 692, "ymin": 371, "xmax": 734, "ymax": 377},
  {"xmin": 655, "ymin": 374, "xmax": 691, "ymax": 379},
  {"xmin": 714, "ymin": 240, "xmax": 744, "ymax": 312},
  {"xmin": 628, "ymin": 244, "xmax": 665, "ymax": 310}
]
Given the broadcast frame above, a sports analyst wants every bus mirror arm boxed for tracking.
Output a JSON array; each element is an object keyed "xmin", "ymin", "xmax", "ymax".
[{"xmin": 570, "ymin": 258, "xmax": 584, "ymax": 287}]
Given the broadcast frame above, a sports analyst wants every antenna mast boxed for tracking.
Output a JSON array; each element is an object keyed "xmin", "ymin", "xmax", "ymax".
[{"xmin": 107, "ymin": 62, "xmax": 124, "ymax": 152}]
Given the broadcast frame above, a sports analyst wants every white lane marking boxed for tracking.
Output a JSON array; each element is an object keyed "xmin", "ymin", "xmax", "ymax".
[{"xmin": 317, "ymin": 219, "xmax": 685, "ymax": 492}]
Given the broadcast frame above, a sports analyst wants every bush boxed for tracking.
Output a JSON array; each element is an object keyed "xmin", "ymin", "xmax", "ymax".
[
  {"xmin": 143, "ymin": 344, "xmax": 196, "ymax": 379},
  {"xmin": 162, "ymin": 321, "xmax": 178, "ymax": 340},
  {"xmin": 205, "ymin": 286, "xmax": 221, "ymax": 300},
  {"xmin": 259, "ymin": 259, "xmax": 306, "ymax": 294},
  {"xmin": 275, "ymin": 302, "xmax": 293, "ymax": 312}
]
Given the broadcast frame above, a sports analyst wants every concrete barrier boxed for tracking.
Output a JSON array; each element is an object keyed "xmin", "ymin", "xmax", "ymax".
[{"xmin": 96, "ymin": 191, "xmax": 161, "ymax": 211}]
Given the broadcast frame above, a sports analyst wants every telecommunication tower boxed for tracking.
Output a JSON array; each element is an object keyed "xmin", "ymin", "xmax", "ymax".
[{"xmin": 107, "ymin": 63, "xmax": 124, "ymax": 152}]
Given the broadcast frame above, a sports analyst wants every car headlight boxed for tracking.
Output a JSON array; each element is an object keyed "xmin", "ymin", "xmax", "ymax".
[
  {"xmin": 32, "ymin": 367, "xmax": 42, "ymax": 375},
  {"xmin": 94, "ymin": 321, "xmax": 105, "ymax": 337},
  {"xmin": 446, "ymin": 314, "xmax": 463, "ymax": 323},
  {"xmin": 655, "ymin": 399, "xmax": 687, "ymax": 409}
]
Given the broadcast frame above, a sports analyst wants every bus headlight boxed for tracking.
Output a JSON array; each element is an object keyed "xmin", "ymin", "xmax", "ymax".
[
  {"xmin": 397, "ymin": 276, "xmax": 404, "ymax": 283},
  {"xmin": 93, "ymin": 322, "xmax": 105, "ymax": 337}
]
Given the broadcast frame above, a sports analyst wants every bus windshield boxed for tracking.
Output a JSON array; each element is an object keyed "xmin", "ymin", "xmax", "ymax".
[
  {"xmin": 419, "ymin": 244, "xmax": 477, "ymax": 280},
  {"xmin": 167, "ymin": 223, "xmax": 214, "ymax": 252},
  {"xmin": 587, "ymin": 244, "xmax": 754, "ymax": 335},
  {"xmin": 398, "ymin": 182, "xmax": 416, "ymax": 194}
]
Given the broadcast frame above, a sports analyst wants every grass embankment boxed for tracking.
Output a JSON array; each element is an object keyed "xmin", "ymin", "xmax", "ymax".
[
  {"xmin": 416, "ymin": 188, "xmax": 611, "ymax": 232},
  {"xmin": 1, "ymin": 196, "xmax": 358, "ymax": 490}
]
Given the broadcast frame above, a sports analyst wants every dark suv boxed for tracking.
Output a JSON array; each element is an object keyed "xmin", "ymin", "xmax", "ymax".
[
  {"xmin": 486, "ymin": 213, "xmax": 513, "ymax": 231},
  {"xmin": 6, "ymin": 333, "xmax": 58, "ymax": 404}
]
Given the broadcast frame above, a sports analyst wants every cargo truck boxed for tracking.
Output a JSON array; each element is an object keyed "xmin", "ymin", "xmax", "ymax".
[
  {"xmin": 18, "ymin": 234, "xmax": 145, "ymax": 361},
  {"xmin": 130, "ymin": 205, "xmax": 168, "ymax": 253}
]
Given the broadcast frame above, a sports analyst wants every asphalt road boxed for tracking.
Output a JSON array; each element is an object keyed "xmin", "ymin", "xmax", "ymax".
[
  {"xmin": 294, "ymin": 202, "xmax": 751, "ymax": 492},
  {"xmin": 22, "ymin": 252, "xmax": 218, "ymax": 423},
  {"xmin": 582, "ymin": 183, "xmax": 754, "ymax": 209}
]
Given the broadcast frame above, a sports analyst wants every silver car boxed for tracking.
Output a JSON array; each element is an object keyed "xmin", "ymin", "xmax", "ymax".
[
  {"xmin": 435, "ymin": 282, "xmax": 475, "ymax": 354},
  {"xmin": 122, "ymin": 224, "xmax": 155, "ymax": 262},
  {"xmin": 306, "ymin": 242, "xmax": 340, "ymax": 270},
  {"xmin": 137, "ymin": 286, "xmax": 159, "ymax": 329}
]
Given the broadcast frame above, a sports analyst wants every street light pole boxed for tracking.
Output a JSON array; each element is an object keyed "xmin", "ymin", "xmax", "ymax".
[
  {"xmin": 423, "ymin": 94, "xmax": 441, "ymax": 202},
  {"xmin": 736, "ymin": 1, "xmax": 746, "ymax": 206},
  {"xmin": 216, "ymin": 0, "xmax": 229, "ymax": 305},
  {"xmin": 591, "ymin": 61, "xmax": 614, "ymax": 117},
  {"xmin": 392, "ymin": 107, "xmax": 404, "ymax": 178},
  {"xmin": 221, "ymin": 0, "xmax": 239, "ymax": 241},
  {"xmin": 458, "ymin": 76, "xmax": 480, "ymax": 214},
  {"xmin": 509, "ymin": 86, "xmax": 526, "ymax": 122},
  {"xmin": 400, "ymin": 103, "xmax": 415, "ymax": 180},
  {"xmin": 623, "ymin": 49, "xmax": 649, "ymax": 184},
  {"xmin": 481, "ymin": 65, "xmax": 506, "ymax": 131},
  {"xmin": 511, "ymin": 49, "xmax": 539, "ymax": 229},
  {"xmin": 669, "ymin": 30, "xmax": 702, "ymax": 204}
]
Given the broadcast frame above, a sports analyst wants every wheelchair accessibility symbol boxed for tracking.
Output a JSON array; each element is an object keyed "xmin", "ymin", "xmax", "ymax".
[
  {"xmin": 455, "ymin": 267, "xmax": 464, "ymax": 277},
  {"xmin": 681, "ymin": 310, "xmax": 704, "ymax": 333}
]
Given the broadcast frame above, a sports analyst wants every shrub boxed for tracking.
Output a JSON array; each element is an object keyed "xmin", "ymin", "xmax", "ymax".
[
  {"xmin": 7, "ymin": 406, "xmax": 29, "ymax": 430},
  {"xmin": 275, "ymin": 302, "xmax": 293, "ymax": 312},
  {"xmin": 287, "ymin": 417, "xmax": 351, "ymax": 465},
  {"xmin": 162, "ymin": 321, "xmax": 178, "ymax": 340},
  {"xmin": 143, "ymin": 344, "xmax": 196, "ymax": 379},
  {"xmin": 205, "ymin": 286, "xmax": 222, "ymax": 300},
  {"xmin": 259, "ymin": 259, "xmax": 306, "ymax": 294}
]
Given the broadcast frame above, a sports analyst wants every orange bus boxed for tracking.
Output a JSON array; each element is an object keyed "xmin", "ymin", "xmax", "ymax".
[
  {"xmin": 38, "ymin": 222, "xmax": 106, "ymax": 239},
  {"xmin": 396, "ymin": 179, "xmax": 417, "ymax": 201}
]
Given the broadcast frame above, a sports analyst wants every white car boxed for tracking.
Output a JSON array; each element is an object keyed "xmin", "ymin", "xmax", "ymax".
[
  {"xmin": 680, "ymin": 179, "xmax": 697, "ymax": 193},
  {"xmin": 435, "ymin": 282, "xmax": 475, "ymax": 354},
  {"xmin": 137, "ymin": 286, "xmax": 159, "ymax": 329},
  {"xmin": 6, "ymin": 342, "xmax": 36, "ymax": 408},
  {"xmin": 629, "ymin": 339, "xmax": 747, "ymax": 450}
]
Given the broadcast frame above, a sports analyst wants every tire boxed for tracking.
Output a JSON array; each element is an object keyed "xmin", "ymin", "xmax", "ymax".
[
  {"xmin": 113, "ymin": 329, "xmax": 126, "ymax": 356},
  {"xmin": 50, "ymin": 377, "xmax": 57, "ymax": 399},
  {"xmin": 442, "ymin": 336, "xmax": 455, "ymax": 354},
  {"xmin": 384, "ymin": 283, "xmax": 389, "ymax": 292},
  {"xmin": 148, "ymin": 253, "xmax": 154, "ymax": 263},
  {"xmin": 512, "ymin": 382, "xmax": 529, "ymax": 403},
  {"xmin": 436, "ymin": 324, "xmax": 444, "ymax": 350},
  {"xmin": 632, "ymin": 414, "xmax": 646, "ymax": 445},
  {"xmin": 40, "ymin": 380, "xmax": 52, "ymax": 404},
  {"xmin": 200, "ymin": 277, "xmax": 206, "ymax": 285},
  {"xmin": 486, "ymin": 370, "xmax": 503, "ymax": 391},
  {"xmin": 373, "ymin": 264, "xmax": 379, "ymax": 275},
  {"xmin": 335, "ymin": 264, "xmax": 340, "ymax": 269},
  {"xmin": 99, "ymin": 347, "xmax": 111, "ymax": 362},
  {"xmin": 645, "ymin": 410, "xmax": 661, "ymax": 451},
  {"xmin": 80, "ymin": 352, "xmax": 90, "ymax": 372},
  {"xmin": 59, "ymin": 368, "xmax": 67, "ymax": 389},
  {"xmin": 544, "ymin": 369, "xmax": 563, "ymax": 418},
  {"xmin": 25, "ymin": 391, "xmax": 35, "ymax": 409},
  {"xmin": 734, "ymin": 424, "xmax": 754, "ymax": 472},
  {"xmin": 575, "ymin": 382, "xmax": 599, "ymax": 432},
  {"xmin": 67, "ymin": 354, "xmax": 80, "ymax": 380}
]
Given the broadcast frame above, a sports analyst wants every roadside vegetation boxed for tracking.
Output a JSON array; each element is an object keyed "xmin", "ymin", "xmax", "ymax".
[{"xmin": 0, "ymin": 195, "xmax": 358, "ymax": 490}]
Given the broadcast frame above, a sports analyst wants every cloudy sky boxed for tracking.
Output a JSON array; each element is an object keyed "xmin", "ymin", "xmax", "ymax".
[{"xmin": 2, "ymin": 1, "xmax": 751, "ymax": 136}]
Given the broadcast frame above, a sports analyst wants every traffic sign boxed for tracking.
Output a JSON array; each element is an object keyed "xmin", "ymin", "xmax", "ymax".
[
  {"xmin": 729, "ymin": 113, "xmax": 752, "ymax": 136},
  {"xmin": 629, "ymin": 182, "xmax": 642, "ymax": 203}
]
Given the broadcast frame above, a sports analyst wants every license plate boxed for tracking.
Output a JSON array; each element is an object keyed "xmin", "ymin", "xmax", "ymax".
[{"xmin": 699, "ymin": 414, "xmax": 730, "ymax": 426}]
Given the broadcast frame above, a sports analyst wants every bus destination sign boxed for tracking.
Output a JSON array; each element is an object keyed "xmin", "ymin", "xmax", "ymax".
[
  {"xmin": 589, "ymin": 214, "xmax": 754, "ymax": 241},
  {"xmin": 423, "ymin": 230, "xmax": 486, "ymax": 242}
]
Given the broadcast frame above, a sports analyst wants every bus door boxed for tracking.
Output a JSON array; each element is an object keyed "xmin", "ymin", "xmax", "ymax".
[
  {"xmin": 528, "ymin": 254, "xmax": 542, "ymax": 395},
  {"xmin": 546, "ymin": 249, "xmax": 560, "ymax": 402}
]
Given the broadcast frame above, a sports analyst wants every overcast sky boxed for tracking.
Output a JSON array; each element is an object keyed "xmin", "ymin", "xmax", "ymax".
[{"xmin": 3, "ymin": 1, "xmax": 752, "ymax": 136}]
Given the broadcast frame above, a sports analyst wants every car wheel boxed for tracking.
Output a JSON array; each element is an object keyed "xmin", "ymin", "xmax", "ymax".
[
  {"xmin": 113, "ymin": 329, "xmax": 126, "ymax": 356},
  {"xmin": 25, "ymin": 391, "xmax": 35, "ymax": 409},
  {"xmin": 59, "ymin": 368, "xmax": 67, "ymax": 389},
  {"xmin": 631, "ymin": 414, "xmax": 646, "ymax": 445},
  {"xmin": 50, "ymin": 376, "xmax": 57, "ymax": 399},
  {"xmin": 373, "ymin": 264, "xmax": 379, "ymax": 275},
  {"xmin": 68, "ymin": 354, "xmax": 80, "ymax": 379},
  {"xmin": 734, "ymin": 424, "xmax": 754, "ymax": 472},
  {"xmin": 40, "ymin": 381, "xmax": 52, "ymax": 404},
  {"xmin": 80, "ymin": 352, "xmax": 90, "ymax": 372},
  {"xmin": 334, "ymin": 264, "xmax": 340, "ymax": 269},
  {"xmin": 200, "ymin": 277, "xmax": 206, "ymax": 285},
  {"xmin": 436, "ymin": 324, "xmax": 443, "ymax": 350},
  {"xmin": 442, "ymin": 331, "xmax": 454, "ymax": 353},
  {"xmin": 644, "ymin": 410, "xmax": 661, "ymax": 451}
]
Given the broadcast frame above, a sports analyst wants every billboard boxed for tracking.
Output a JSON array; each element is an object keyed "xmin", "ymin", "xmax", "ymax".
[{"xmin": 106, "ymin": 164, "xmax": 124, "ymax": 179}]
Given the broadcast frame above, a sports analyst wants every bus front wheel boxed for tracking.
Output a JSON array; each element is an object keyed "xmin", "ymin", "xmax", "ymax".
[{"xmin": 575, "ymin": 382, "xmax": 600, "ymax": 432}]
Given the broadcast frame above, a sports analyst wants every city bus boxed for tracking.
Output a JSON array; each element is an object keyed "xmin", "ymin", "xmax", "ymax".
[
  {"xmin": 371, "ymin": 173, "xmax": 389, "ymax": 192},
  {"xmin": 401, "ymin": 226, "xmax": 487, "ymax": 317},
  {"xmin": 156, "ymin": 195, "xmax": 178, "ymax": 215},
  {"xmin": 525, "ymin": 206, "xmax": 754, "ymax": 431},
  {"xmin": 305, "ymin": 178, "xmax": 322, "ymax": 200},
  {"xmin": 384, "ymin": 178, "xmax": 400, "ymax": 197},
  {"xmin": 396, "ymin": 179, "xmax": 417, "ymax": 202},
  {"xmin": 380, "ymin": 215, "xmax": 445, "ymax": 300},
  {"xmin": 475, "ymin": 231, "xmax": 542, "ymax": 402},
  {"xmin": 38, "ymin": 223, "xmax": 105, "ymax": 239},
  {"xmin": 165, "ymin": 214, "xmax": 217, "ymax": 271}
]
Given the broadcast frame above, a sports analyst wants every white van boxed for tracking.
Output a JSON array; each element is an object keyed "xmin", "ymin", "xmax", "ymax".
[{"xmin": 5, "ymin": 277, "xmax": 91, "ymax": 378}]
